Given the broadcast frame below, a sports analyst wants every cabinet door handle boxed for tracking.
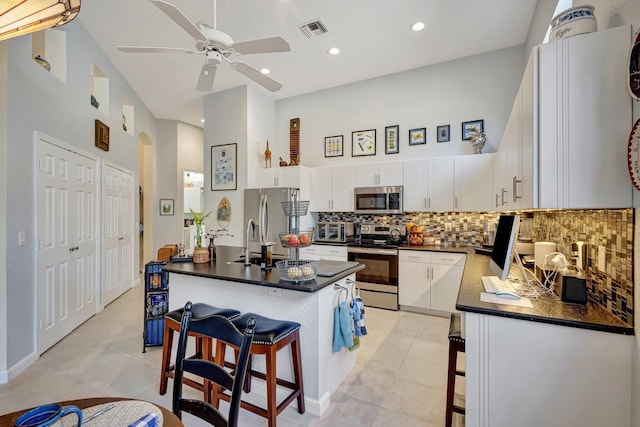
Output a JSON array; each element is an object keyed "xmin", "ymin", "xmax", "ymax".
[
  {"xmin": 426, "ymin": 267, "xmax": 430, "ymax": 280},
  {"xmin": 513, "ymin": 176, "xmax": 522, "ymax": 202},
  {"xmin": 424, "ymin": 197, "xmax": 427, "ymax": 209},
  {"xmin": 501, "ymin": 188, "xmax": 507, "ymax": 206},
  {"xmin": 454, "ymin": 197, "xmax": 458, "ymax": 210},
  {"xmin": 428, "ymin": 197, "xmax": 431, "ymax": 209},
  {"xmin": 431, "ymin": 267, "xmax": 434, "ymax": 280},
  {"xmin": 495, "ymin": 193, "xmax": 500, "ymax": 208}
]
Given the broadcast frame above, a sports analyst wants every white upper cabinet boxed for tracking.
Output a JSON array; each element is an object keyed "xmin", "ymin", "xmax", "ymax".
[
  {"xmin": 537, "ymin": 25, "xmax": 632, "ymax": 208},
  {"xmin": 403, "ymin": 157, "xmax": 455, "ymax": 212},
  {"xmin": 355, "ymin": 161, "xmax": 404, "ymax": 187},
  {"xmin": 494, "ymin": 54, "xmax": 536, "ymax": 211},
  {"xmin": 310, "ymin": 165, "xmax": 355, "ymax": 212},
  {"xmin": 251, "ymin": 166, "xmax": 310, "ymax": 191},
  {"xmin": 454, "ymin": 153, "xmax": 494, "ymax": 212}
]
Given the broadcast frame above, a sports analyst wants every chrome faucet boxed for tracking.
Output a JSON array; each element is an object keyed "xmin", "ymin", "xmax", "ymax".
[{"xmin": 244, "ymin": 218, "xmax": 256, "ymax": 266}]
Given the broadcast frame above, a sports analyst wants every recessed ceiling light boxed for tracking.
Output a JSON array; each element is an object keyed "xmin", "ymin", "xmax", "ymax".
[
  {"xmin": 260, "ymin": 68, "xmax": 270, "ymax": 74},
  {"xmin": 201, "ymin": 119, "xmax": 205, "ymax": 123},
  {"xmin": 328, "ymin": 47, "xmax": 340, "ymax": 55},
  {"xmin": 411, "ymin": 22, "xmax": 425, "ymax": 32}
]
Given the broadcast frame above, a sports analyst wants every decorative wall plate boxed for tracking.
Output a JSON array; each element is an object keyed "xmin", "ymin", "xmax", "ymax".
[
  {"xmin": 628, "ymin": 27, "xmax": 640, "ymax": 101},
  {"xmin": 627, "ymin": 118, "xmax": 640, "ymax": 190}
]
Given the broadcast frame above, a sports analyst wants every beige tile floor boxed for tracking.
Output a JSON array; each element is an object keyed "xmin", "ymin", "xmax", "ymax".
[{"xmin": 0, "ymin": 283, "xmax": 465, "ymax": 426}]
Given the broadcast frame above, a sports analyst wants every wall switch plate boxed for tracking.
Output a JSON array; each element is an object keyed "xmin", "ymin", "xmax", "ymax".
[
  {"xmin": 597, "ymin": 246, "xmax": 606, "ymax": 272},
  {"xmin": 18, "ymin": 231, "xmax": 25, "ymax": 246},
  {"xmin": 268, "ymin": 288, "xmax": 282, "ymax": 297}
]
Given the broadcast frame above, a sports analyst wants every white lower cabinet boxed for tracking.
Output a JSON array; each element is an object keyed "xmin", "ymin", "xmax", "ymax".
[
  {"xmin": 398, "ymin": 250, "xmax": 466, "ymax": 315},
  {"xmin": 299, "ymin": 244, "xmax": 347, "ymax": 261}
]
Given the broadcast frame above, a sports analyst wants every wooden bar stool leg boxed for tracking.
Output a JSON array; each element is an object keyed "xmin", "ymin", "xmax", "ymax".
[
  {"xmin": 265, "ymin": 349, "xmax": 278, "ymax": 427},
  {"xmin": 445, "ymin": 341, "xmax": 457, "ymax": 427},
  {"xmin": 159, "ymin": 321, "xmax": 174, "ymax": 395},
  {"xmin": 291, "ymin": 332, "xmax": 305, "ymax": 414},
  {"xmin": 210, "ymin": 340, "xmax": 226, "ymax": 408}
]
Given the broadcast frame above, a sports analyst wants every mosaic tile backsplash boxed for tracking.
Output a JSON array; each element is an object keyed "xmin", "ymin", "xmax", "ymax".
[{"xmin": 318, "ymin": 208, "xmax": 634, "ymax": 326}]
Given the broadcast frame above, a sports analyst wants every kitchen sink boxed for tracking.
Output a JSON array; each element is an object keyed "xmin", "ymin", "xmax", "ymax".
[{"xmin": 233, "ymin": 256, "xmax": 287, "ymax": 267}]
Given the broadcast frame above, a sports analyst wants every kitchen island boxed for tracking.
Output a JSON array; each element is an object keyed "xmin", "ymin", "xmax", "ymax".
[
  {"xmin": 162, "ymin": 246, "xmax": 364, "ymax": 417},
  {"xmin": 456, "ymin": 251, "xmax": 633, "ymax": 427}
]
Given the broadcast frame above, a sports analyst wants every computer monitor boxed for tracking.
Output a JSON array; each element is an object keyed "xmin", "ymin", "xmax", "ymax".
[{"xmin": 489, "ymin": 214, "xmax": 520, "ymax": 281}]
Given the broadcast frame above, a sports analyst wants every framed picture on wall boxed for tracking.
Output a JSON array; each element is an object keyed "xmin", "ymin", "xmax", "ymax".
[
  {"xmin": 461, "ymin": 120, "xmax": 484, "ymax": 141},
  {"xmin": 437, "ymin": 125, "xmax": 450, "ymax": 143},
  {"xmin": 159, "ymin": 199, "xmax": 174, "ymax": 216},
  {"xmin": 409, "ymin": 128, "xmax": 426, "ymax": 145},
  {"xmin": 211, "ymin": 143, "xmax": 237, "ymax": 191},
  {"xmin": 324, "ymin": 135, "xmax": 344, "ymax": 157},
  {"xmin": 352, "ymin": 129, "xmax": 376, "ymax": 156},
  {"xmin": 385, "ymin": 125, "xmax": 399, "ymax": 154}
]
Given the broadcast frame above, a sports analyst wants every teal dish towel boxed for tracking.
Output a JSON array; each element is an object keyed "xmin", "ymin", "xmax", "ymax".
[{"xmin": 332, "ymin": 301, "xmax": 354, "ymax": 352}]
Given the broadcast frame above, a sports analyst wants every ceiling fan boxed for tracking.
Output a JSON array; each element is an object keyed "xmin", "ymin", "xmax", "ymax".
[{"xmin": 117, "ymin": 0, "xmax": 290, "ymax": 92}]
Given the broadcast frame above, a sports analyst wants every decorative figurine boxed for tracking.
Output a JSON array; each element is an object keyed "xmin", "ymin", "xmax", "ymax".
[
  {"xmin": 279, "ymin": 157, "xmax": 288, "ymax": 167},
  {"xmin": 264, "ymin": 140, "xmax": 272, "ymax": 168}
]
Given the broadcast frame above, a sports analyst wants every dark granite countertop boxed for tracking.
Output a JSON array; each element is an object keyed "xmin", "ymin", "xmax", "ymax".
[
  {"xmin": 162, "ymin": 245, "xmax": 364, "ymax": 293},
  {"xmin": 455, "ymin": 249, "xmax": 633, "ymax": 335}
]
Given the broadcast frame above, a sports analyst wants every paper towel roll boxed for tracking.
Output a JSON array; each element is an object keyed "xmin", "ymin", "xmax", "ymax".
[{"xmin": 534, "ymin": 242, "xmax": 556, "ymax": 269}]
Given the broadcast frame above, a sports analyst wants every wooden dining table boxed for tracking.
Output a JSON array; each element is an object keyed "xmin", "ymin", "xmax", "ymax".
[{"xmin": 0, "ymin": 397, "xmax": 184, "ymax": 426}]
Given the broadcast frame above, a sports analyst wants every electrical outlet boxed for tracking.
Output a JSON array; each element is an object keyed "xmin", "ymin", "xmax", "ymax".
[
  {"xmin": 597, "ymin": 246, "xmax": 606, "ymax": 272},
  {"xmin": 268, "ymin": 288, "xmax": 282, "ymax": 297}
]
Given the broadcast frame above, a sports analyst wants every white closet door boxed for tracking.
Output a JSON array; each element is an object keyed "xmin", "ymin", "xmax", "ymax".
[
  {"xmin": 102, "ymin": 163, "xmax": 134, "ymax": 306},
  {"xmin": 37, "ymin": 137, "xmax": 98, "ymax": 354}
]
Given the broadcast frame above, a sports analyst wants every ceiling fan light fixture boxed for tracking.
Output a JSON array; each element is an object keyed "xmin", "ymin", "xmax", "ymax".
[
  {"xmin": 411, "ymin": 22, "xmax": 425, "ymax": 32},
  {"xmin": 0, "ymin": 0, "xmax": 81, "ymax": 42},
  {"xmin": 327, "ymin": 47, "xmax": 340, "ymax": 55}
]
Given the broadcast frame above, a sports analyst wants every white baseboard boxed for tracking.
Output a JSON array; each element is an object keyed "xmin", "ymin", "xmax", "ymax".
[
  {"xmin": 305, "ymin": 391, "xmax": 330, "ymax": 417},
  {"xmin": 0, "ymin": 351, "xmax": 37, "ymax": 384}
]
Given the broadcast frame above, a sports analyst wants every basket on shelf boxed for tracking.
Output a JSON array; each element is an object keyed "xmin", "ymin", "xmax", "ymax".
[
  {"xmin": 278, "ymin": 231, "xmax": 314, "ymax": 248},
  {"xmin": 276, "ymin": 259, "xmax": 318, "ymax": 282},
  {"xmin": 281, "ymin": 201, "xmax": 310, "ymax": 217}
]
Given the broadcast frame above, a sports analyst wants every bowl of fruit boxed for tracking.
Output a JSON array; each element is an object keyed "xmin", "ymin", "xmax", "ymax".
[
  {"xmin": 276, "ymin": 260, "xmax": 318, "ymax": 282},
  {"xmin": 278, "ymin": 232, "xmax": 313, "ymax": 248}
]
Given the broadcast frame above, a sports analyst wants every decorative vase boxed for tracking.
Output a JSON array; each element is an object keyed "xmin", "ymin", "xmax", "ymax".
[{"xmin": 192, "ymin": 247, "xmax": 209, "ymax": 263}]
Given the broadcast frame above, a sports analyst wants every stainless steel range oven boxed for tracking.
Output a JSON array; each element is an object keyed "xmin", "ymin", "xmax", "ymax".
[{"xmin": 347, "ymin": 223, "xmax": 405, "ymax": 311}]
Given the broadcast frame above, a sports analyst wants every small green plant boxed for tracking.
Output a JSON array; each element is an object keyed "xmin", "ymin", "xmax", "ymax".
[{"xmin": 190, "ymin": 208, "xmax": 212, "ymax": 248}]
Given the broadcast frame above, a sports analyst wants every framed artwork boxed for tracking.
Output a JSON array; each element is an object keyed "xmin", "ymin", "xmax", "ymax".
[
  {"xmin": 409, "ymin": 128, "xmax": 426, "ymax": 145},
  {"xmin": 94, "ymin": 119, "xmax": 109, "ymax": 151},
  {"xmin": 385, "ymin": 125, "xmax": 399, "ymax": 154},
  {"xmin": 352, "ymin": 129, "xmax": 376, "ymax": 156},
  {"xmin": 159, "ymin": 199, "xmax": 174, "ymax": 216},
  {"xmin": 324, "ymin": 135, "xmax": 344, "ymax": 157},
  {"xmin": 437, "ymin": 125, "xmax": 450, "ymax": 143},
  {"xmin": 462, "ymin": 120, "xmax": 484, "ymax": 141},
  {"xmin": 211, "ymin": 143, "xmax": 237, "ymax": 191}
]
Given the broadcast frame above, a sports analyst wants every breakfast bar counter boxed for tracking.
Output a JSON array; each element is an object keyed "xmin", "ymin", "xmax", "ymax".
[
  {"xmin": 163, "ymin": 245, "xmax": 364, "ymax": 417},
  {"xmin": 452, "ymin": 250, "xmax": 633, "ymax": 427}
]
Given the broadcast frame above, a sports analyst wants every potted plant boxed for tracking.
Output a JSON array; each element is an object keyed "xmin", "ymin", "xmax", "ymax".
[{"xmin": 190, "ymin": 208, "xmax": 212, "ymax": 263}]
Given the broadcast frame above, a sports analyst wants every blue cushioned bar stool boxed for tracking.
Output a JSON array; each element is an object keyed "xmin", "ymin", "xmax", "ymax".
[
  {"xmin": 445, "ymin": 312, "xmax": 466, "ymax": 427},
  {"xmin": 160, "ymin": 303, "xmax": 241, "ymax": 397},
  {"xmin": 214, "ymin": 312, "xmax": 305, "ymax": 427}
]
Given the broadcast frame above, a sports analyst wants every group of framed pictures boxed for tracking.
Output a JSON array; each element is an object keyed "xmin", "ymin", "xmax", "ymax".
[{"xmin": 324, "ymin": 119, "xmax": 484, "ymax": 158}]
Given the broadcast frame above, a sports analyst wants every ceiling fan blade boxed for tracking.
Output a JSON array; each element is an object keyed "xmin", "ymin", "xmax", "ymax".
[
  {"xmin": 233, "ymin": 37, "xmax": 291, "ymax": 55},
  {"xmin": 196, "ymin": 63, "xmax": 217, "ymax": 91},
  {"xmin": 234, "ymin": 62, "xmax": 283, "ymax": 92},
  {"xmin": 151, "ymin": 0, "xmax": 208, "ymax": 42},
  {"xmin": 117, "ymin": 46, "xmax": 197, "ymax": 54}
]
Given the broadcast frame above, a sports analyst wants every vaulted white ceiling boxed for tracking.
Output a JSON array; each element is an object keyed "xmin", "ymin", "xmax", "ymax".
[{"xmin": 78, "ymin": 0, "xmax": 538, "ymax": 128}]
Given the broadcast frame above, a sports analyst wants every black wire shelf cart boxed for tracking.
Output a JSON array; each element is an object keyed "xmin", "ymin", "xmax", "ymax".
[{"xmin": 143, "ymin": 260, "xmax": 169, "ymax": 352}]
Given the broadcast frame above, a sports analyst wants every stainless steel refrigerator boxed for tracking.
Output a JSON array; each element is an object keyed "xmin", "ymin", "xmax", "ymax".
[{"xmin": 244, "ymin": 187, "xmax": 300, "ymax": 257}]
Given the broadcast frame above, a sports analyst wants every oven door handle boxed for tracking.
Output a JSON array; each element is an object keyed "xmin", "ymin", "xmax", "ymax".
[{"xmin": 347, "ymin": 247, "xmax": 398, "ymax": 256}]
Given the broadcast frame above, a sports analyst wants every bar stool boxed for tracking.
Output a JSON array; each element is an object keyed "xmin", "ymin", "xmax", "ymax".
[
  {"xmin": 159, "ymin": 303, "xmax": 240, "ymax": 397},
  {"xmin": 214, "ymin": 312, "xmax": 305, "ymax": 427},
  {"xmin": 445, "ymin": 312, "xmax": 466, "ymax": 427}
]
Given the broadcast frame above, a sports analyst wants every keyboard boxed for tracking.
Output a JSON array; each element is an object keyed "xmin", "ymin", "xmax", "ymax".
[{"xmin": 481, "ymin": 275, "xmax": 516, "ymax": 294}]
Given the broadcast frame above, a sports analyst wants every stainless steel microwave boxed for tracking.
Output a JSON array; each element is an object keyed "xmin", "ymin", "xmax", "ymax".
[
  {"xmin": 354, "ymin": 186, "xmax": 403, "ymax": 214},
  {"xmin": 315, "ymin": 222, "xmax": 354, "ymax": 243}
]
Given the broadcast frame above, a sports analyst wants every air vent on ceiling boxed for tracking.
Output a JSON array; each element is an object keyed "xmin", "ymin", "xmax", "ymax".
[{"xmin": 299, "ymin": 20, "xmax": 328, "ymax": 38}]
